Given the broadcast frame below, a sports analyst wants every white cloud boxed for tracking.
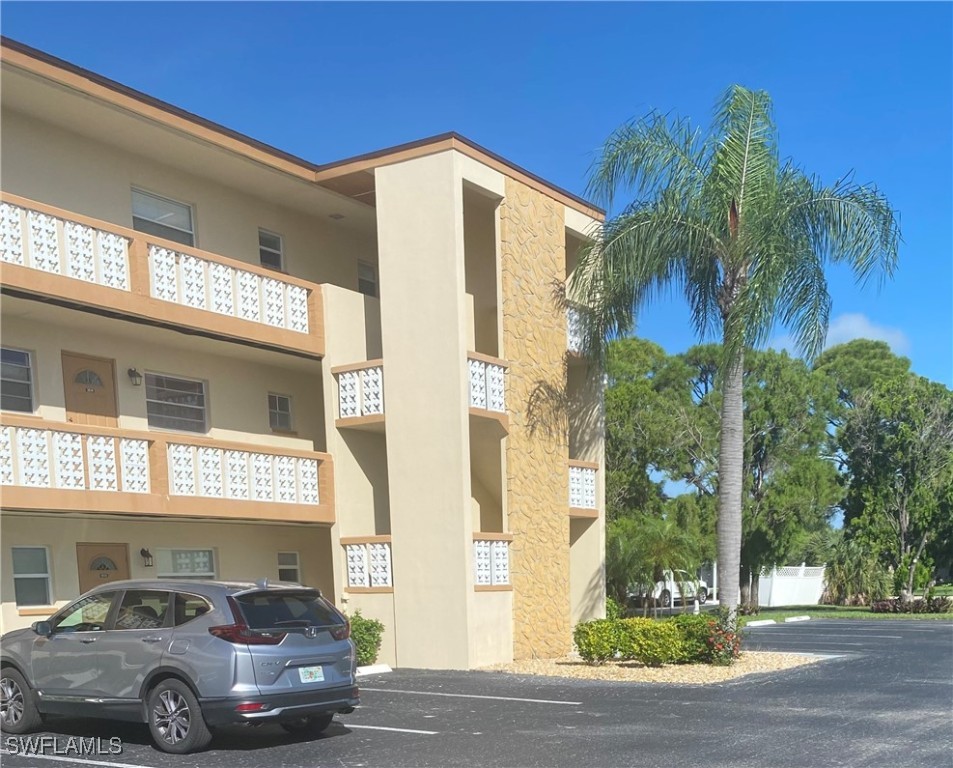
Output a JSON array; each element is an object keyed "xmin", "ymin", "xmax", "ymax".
[
  {"xmin": 824, "ymin": 313, "xmax": 910, "ymax": 354},
  {"xmin": 768, "ymin": 313, "xmax": 910, "ymax": 355}
]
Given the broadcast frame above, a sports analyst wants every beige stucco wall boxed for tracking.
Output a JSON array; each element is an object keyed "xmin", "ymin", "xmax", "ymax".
[
  {"xmin": 318, "ymin": 285, "xmax": 396, "ymax": 666},
  {"xmin": 0, "ymin": 513, "xmax": 333, "ymax": 634},
  {"xmin": 0, "ymin": 314, "xmax": 324, "ymax": 451},
  {"xmin": 468, "ymin": 590, "xmax": 513, "ymax": 668},
  {"xmin": 375, "ymin": 152, "xmax": 474, "ymax": 669},
  {"xmin": 0, "ymin": 109, "xmax": 378, "ymax": 291},
  {"xmin": 499, "ymin": 177, "xmax": 572, "ymax": 659}
]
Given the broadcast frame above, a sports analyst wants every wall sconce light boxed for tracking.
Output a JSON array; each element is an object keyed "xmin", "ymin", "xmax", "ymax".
[
  {"xmin": 127, "ymin": 368, "xmax": 143, "ymax": 387},
  {"xmin": 140, "ymin": 548, "xmax": 154, "ymax": 567}
]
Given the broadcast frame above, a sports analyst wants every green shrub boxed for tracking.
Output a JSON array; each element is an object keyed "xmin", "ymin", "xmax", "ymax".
[
  {"xmin": 618, "ymin": 617, "xmax": 684, "ymax": 667},
  {"xmin": 871, "ymin": 597, "xmax": 952, "ymax": 614},
  {"xmin": 573, "ymin": 619, "xmax": 621, "ymax": 664},
  {"xmin": 349, "ymin": 611, "xmax": 385, "ymax": 666},
  {"xmin": 668, "ymin": 614, "xmax": 711, "ymax": 663},
  {"xmin": 605, "ymin": 595, "xmax": 623, "ymax": 620}
]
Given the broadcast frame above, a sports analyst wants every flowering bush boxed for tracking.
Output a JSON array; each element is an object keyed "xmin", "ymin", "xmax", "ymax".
[{"xmin": 705, "ymin": 608, "xmax": 742, "ymax": 666}]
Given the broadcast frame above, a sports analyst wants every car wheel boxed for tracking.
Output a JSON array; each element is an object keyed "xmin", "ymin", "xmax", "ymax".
[
  {"xmin": 660, "ymin": 590, "xmax": 672, "ymax": 608},
  {"xmin": 280, "ymin": 713, "xmax": 334, "ymax": 736},
  {"xmin": 0, "ymin": 668, "xmax": 42, "ymax": 734},
  {"xmin": 147, "ymin": 679, "xmax": 212, "ymax": 754},
  {"xmin": 698, "ymin": 588, "xmax": 708, "ymax": 605}
]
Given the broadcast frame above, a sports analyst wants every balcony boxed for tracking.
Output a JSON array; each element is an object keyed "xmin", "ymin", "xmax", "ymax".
[
  {"xmin": 0, "ymin": 415, "xmax": 334, "ymax": 525},
  {"xmin": 467, "ymin": 353, "xmax": 508, "ymax": 433},
  {"xmin": 569, "ymin": 460, "xmax": 599, "ymax": 518},
  {"xmin": 472, "ymin": 533, "xmax": 512, "ymax": 591},
  {"xmin": 332, "ymin": 361, "xmax": 384, "ymax": 431},
  {"xmin": 0, "ymin": 193, "xmax": 324, "ymax": 358},
  {"xmin": 341, "ymin": 536, "xmax": 393, "ymax": 593}
]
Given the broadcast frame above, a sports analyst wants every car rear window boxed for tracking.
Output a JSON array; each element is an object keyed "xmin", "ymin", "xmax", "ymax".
[{"xmin": 234, "ymin": 591, "xmax": 343, "ymax": 629}]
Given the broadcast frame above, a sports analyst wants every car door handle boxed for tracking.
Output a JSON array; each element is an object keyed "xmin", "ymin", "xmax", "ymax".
[
  {"xmin": 79, "ymin": 637, "xmax": 98, "ymax": 644},
  {"xmin": 142, "ymin": 636, "xmax": 164, "ymax": 644}
]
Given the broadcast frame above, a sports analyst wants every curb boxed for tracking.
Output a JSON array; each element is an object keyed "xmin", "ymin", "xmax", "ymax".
[
  {"xmin": 356, "ymin": 663, "xmax": 393, "ymax": 677},
  {"xmin": 784, "ymin": 615, "xmax": 811, "ymax": 623},
  {"xmin": 745, "ymin": 619, "xmax": 777, "ymax": 627}
]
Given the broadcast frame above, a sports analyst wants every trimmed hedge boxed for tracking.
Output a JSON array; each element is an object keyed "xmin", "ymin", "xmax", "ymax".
[{"xmin": 574, "ymin": 611, "xmax": 742, "ymax": 667}]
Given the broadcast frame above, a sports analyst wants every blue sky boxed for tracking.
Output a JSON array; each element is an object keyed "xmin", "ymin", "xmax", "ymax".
[{"xmin": 3, "ymin": 2, "xmax": 950, "ymax": 386}]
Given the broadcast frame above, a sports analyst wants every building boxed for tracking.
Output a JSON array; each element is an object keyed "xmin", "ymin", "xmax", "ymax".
[{"xmin": 0, "ymin": 38, "xmax": 606, "ymax": 669}]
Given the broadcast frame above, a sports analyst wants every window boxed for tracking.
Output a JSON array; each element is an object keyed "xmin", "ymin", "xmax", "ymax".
[
  {"xmin": 233, "ymin": 590, "xmax": 344, "ymax": 630},
  {"xmin": 114, "ymin": 590, "xmax": 171, "ymax": 630},
  {"xmin": 52, "ymin": 592, "xmax": 116, "ymax": 633},
  {"xmin": 259, "ymin": 229, "xmax": 283, "ymax": 270},
  {"xmin": 173, "ymin": 593, "xmax": 213, "ymax": 626},
  {"xmin": 268, "ymin": 393, "xmax": 293, "ymax": 431},
  {"xmin": 278, "ymin": 552, "xmax": 300, "ymax": 583},
  {"xmin": 156, "ymin": 548, "xmax": 216, "ymax": 579},
  {"xmin": 145, "ymin": 373, "xmax": 207, "ymax": 432},
  {"xmin": 12, "ymin": 547, "xmax": 51, "ymax": 606},
  {"xmin": 1, "ymin": 348, "xmax": 34, "ymax": 413},
  {"xmin": 132, "ymin": 189, "xmax": 194, "ymax": 247},
  {"xmin": 358, "ymin": 261, "xmax": 377, "ymax": 297}
]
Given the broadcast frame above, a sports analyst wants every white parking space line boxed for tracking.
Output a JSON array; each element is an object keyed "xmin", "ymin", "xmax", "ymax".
[
  {"xmin": 348, "ymin": 724, "xmax": 438, "ymax": 735},
  {"xmin": 361, "ymin": 688, "xmax": 581, "ymax": 706},
  {"xmin": 0, "ymin": 752, "xmax": 154, "ymax": 768},
  {"xmin": 748, "ymin": 633, "xmax": 903, "ymax": 639}
]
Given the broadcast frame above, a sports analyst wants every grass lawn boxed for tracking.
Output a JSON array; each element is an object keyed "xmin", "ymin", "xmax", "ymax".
[
  {"xmin": 738, "ymin": 605, "xmax": 953, "ymax": 625},
  {"xmin": 933, "ymin": 584, "xmax": 953, "ymax": 596}
]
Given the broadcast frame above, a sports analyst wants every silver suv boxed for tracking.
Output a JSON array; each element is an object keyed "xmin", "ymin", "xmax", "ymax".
[{"xmin": 0, "ymin": 579, "xmax": 359, "ymax": 753}]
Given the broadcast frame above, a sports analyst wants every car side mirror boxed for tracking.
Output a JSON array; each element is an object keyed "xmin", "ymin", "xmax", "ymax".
[{"xmin": 32, "ymin": 621, "xmax": 52, "ymax": 637}]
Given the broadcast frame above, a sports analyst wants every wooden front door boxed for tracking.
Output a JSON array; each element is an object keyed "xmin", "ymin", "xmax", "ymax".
[
  {"xmin": 62, "ymin": 352, "xmax": 118, "ymax": 427},
  {"xmin": 76, "ymin": 543, "xmax": 130, "ymax": 594}
]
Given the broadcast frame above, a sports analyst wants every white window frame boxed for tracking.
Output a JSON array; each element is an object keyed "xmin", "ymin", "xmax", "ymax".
[
  {"xmin": 131, "ymin": 188, "xmax": 195, "ymax": 247},
  {"xmin": 155, "ymin": 548, "xmax": 216, "ymax": 580},
  {"xmin": 145, "ymin": 372, "xmax": 208, "ymax": 433},
  {"xmin": 258, "ymin": 229, "xmax": 283, "ymax": 271},
  {"xmin": 1, "ymin": 346, "xmax": 35, "ymax": 414},
  {"xmin": 277, "ymin": 551, "xmax": 300, "ymax": 583},
  {"xmin": 358, "ymin": 261, "xmax": 377, "ymax": 297},
  {"xmin": 12, "ymin": 546, "xmax": 51, "ymax": 606},
  {"xmin": 268, "ymin": 392, "xmax": 293, "ymax": 432}
]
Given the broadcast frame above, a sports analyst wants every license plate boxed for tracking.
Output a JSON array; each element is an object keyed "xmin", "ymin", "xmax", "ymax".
[{"xmin": 298, "ymin": 665, "xmax": 325, "ymax": 683}]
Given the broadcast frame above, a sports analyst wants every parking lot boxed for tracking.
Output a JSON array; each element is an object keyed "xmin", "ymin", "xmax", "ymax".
[{"xmin": 3, "ymin": 619, "xmax": 951, "ymax": 768}]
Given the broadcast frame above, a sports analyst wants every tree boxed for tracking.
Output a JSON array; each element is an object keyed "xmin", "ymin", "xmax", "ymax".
[
  {"xmin": 569, "ymin": 86, "xmax": 900, "ymax": 612},
  {"xmin": 840, "ymin": 375, "xmax": 953, "ymax": 597}
]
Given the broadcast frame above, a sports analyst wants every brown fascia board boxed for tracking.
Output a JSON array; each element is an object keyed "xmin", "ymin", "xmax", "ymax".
[{"xmin": 0, "ymin": 36, "xmax": 604, "ymax": 220}]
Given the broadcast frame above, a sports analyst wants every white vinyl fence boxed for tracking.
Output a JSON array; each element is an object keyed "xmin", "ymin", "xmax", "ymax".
[{"xmin": 759, "ymin": 564, "xmax": 827, "ymax": 607}]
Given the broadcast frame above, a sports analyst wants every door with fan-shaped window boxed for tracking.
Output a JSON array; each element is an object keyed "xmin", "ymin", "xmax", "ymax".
[
  {"xmin": 76, "ymin": 543, "xmax": 130, "ymax": 593},
  {"xmin": 62, "ymin": 352, "xmax": 118, "ymax": 427}
]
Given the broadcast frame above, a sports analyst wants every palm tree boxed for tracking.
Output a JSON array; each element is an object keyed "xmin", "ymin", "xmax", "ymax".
[{"xmin": 569, "ymin": 86, "xmax": 900, "ymax": 614}]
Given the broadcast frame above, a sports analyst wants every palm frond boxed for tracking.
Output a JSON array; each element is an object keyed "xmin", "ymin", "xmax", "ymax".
[{"xmin": 586, "ymin": 111, "xmax": 707, "ymax": 208}]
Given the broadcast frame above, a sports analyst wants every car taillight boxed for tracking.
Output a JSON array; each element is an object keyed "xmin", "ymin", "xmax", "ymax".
[
  {"xmin": 330, "ymin": 618, "xmax": 350, "ymax": 641},
  {"xmin": 209, "ymin": 595, "xmax": 286, "ymax": 645}
]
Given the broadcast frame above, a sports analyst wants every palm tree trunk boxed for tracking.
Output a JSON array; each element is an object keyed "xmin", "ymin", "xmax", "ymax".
[{"xmin": 717, "ymin": 348, "xmax": 744, "ymax": 615}]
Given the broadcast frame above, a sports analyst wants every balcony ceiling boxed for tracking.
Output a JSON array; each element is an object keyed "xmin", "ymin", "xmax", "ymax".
[
  {"xmin": 0, "ymin": 65, "xmax": 377, "ymax": 233},
  {"xmin": 0, "ymin": 293, "xmax": 323, "ymax": 373}
]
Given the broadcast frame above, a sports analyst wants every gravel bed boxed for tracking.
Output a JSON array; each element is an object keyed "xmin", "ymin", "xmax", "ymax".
[{"xmin": 482, "ymin": 651, "xmax": 822, "ymax": 685}]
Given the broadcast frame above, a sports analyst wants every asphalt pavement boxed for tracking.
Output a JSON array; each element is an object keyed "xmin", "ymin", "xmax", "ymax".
[{"xmin": 2, "ymin": 619, "xmax": 951, "ymax": 768}]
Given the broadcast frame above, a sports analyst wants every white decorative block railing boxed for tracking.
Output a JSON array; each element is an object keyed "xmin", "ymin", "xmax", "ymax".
[
  {"xmin": 343, "ymin": 538, "xmax": 393, "ymax": 589},
  {"xmin": 0, "ymin": 424, "xmax": 149, "ymax": 493},
  {"xmin": 167, "ymin": 443, "xmax": 319, "ymax": 505},
  {"xmin": 334, "ymin": 363, "xmax": 384, "ymax": 419},
  {"xmin": 566, "ymin": 305, "xmax": 585, "ymax": 355},
  {"xmin": 569, "ymin": 462, "xmax": 598, "ymax": 510},
  {"xmin": 148, "ymin": 245, "xmax": 310, "ymax": 334},
  {"xmin": 473, "ymin": 536, "xmax": 511, "ymax": 587},
  {"xmin": 468, "ymin": 355, "xmax": 506, "ymax": 413},
  {"xmin": 0, "ymin": 202, "xmax": 131, "ymax": 290}
]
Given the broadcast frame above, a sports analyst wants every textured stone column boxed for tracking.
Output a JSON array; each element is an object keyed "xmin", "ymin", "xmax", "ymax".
[{"xmin": 499, "ymin": 178, "xmax": 571, "ymax": 659}]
